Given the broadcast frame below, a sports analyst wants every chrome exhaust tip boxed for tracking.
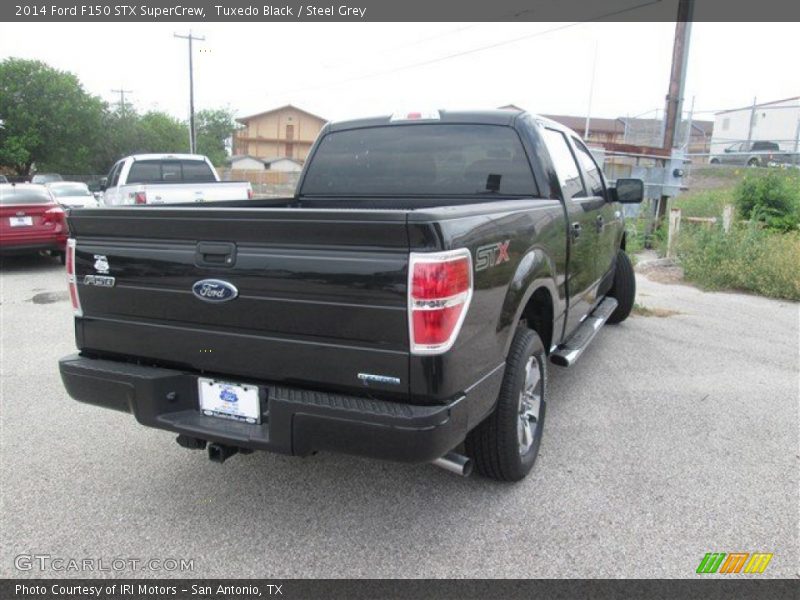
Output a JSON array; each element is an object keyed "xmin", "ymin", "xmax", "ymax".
[{"xmin": 432, "ymin": 452, "xmax": 473, "ymax": 477}]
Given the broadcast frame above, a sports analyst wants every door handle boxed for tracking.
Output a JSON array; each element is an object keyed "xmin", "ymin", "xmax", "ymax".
[
  {"xmin": 570, "ymin": 222, "xmax": 582, "ymax": 239},
  {"xmin": 195, "ymin": 242, "xmax": 237, "ymax": 267},
  {"xmin": 595, "ymin": 215, "xmax": 605, "ymax": 231}
]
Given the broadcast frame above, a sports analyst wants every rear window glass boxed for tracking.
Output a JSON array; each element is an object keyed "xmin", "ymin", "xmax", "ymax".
[
  {"xmin": 50, "ymin": 184, "xmax": 92, "ymax": 197},
  {"xmin": 301, "ymin": 124, "xmax": 538, "ymax": 197},
  {"xmin": 0, "ymin": 187, "xmax": 53, "ymax": 205},
  {"xmin": 127, "ymin": 160, "xmax": 216, "ymax": 184}
]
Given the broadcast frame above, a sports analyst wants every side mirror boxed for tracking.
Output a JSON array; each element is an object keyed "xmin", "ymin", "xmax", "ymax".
[
  {"xmin": 612, "ymin": 178, "xmax": 644, "ymax": 204},
  {"xmin": 99, "ymin": 177, "xmax": 108, "ymax": 191},
  {"xmin": 724, "ymin": 147, "xmax": 733, "ymax": 153}
]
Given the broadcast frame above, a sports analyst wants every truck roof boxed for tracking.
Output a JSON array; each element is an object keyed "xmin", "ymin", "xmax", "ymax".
[
  {"xmin": 126, "ymin": 153, "xmax": 209, "ymax": 162},
  {"xmin": 326, "ymin": 109, "xmax": 578, "ymax": 137},
  {"xmin": 327, "ymin": 109, "xmax": 521, "ymax": 132}
]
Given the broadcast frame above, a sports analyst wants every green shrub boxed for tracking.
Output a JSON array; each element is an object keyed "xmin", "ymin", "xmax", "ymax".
[
  {"xmin": 733, "ymin": 170, "xmax": 800, "ymax": 232},
  {"xmin": 677, "ymin": 222, "xmax": 800, "ymax": 301}
]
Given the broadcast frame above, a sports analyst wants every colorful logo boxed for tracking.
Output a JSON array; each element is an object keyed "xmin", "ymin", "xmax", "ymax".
[
  {"xmin": 219, "ymin": 388, "xmax": 239, "ymax": 404},
  {"xmin": 696, "ymin": 552, "xmax": 773, "ymax": 574}
]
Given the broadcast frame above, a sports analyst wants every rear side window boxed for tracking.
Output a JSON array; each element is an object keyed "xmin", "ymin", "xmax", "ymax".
[
  {"xmin": 0, "ymin": 187, "xmax": 53, "ymax": 205},
  {"xmin": 301, "ymin": 124, "xmax": 538, "ymax": 197},
  {"xmin": 572, "ymin": 138, "xmax": 605, "ymax": 197},
  {"xmin": 541, "ymin": 129, "xmax": 585, "ymax": 200},
  {"xmin": 127, "ymin": 160, "xmax": 216, "ymax": 184},
  {"xmin": 752, "ymin": 141, "xmax": 779, "ymax": 151}
]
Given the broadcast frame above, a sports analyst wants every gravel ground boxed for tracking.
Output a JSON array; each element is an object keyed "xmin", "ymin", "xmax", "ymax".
[{"xmin": 1, "ymin": 254, "xmax": 797, "ymax": 578}]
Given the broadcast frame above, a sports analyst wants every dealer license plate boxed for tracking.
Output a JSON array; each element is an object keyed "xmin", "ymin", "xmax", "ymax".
[
  {"xmin": 9, "ymin": 216, "xmax": 33, "ymax": 227},
  {"xmin": 198, "ymin": 378, "xmax": 261, "ymax": 424}
]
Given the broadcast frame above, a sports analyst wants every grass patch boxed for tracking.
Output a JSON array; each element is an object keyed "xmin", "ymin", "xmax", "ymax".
[
  {"xmin": 672, "ymin": 188, "xmax": 734, "ymax": 219},
  {"xmin": 677, "ymin": 224, "xmax": 800, "ymax": 301}
]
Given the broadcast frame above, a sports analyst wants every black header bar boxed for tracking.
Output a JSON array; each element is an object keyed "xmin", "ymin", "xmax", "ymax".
[{"xmin": 3, "ymin": 0, "xmax": 800, "ymax": 22}]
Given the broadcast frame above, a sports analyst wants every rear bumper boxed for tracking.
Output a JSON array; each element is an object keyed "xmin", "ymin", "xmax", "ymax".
[
  {"xmin": 58, "ymin": 354, "xmax": 471, "ymax": 463},
  {"xmin": 0, "ymin": 237, "xmax": 66, "ymax": 254}
]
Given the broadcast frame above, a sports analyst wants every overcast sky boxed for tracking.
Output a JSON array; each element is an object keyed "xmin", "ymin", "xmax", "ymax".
[{"xmin": 1, "ymin": 22, "xmax": 798, "ymax": 123}]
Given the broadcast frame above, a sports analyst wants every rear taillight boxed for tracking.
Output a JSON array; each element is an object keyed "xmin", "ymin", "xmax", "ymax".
[
  {"xmin": 134, "ymin": 191, "xmax": 147, "ymax": 205},
  {"xmin": 43, "ymin": 206, "xmax": 65, "ymax": 230},
  {"xmin": 408, "ymin": 249, "xmax": 473, "ymax": 355},
  {"xmin": 65, "ymin": 238, "xmax": 82, "ymax": 317},
  {"xmin": 247, "ymin": 187, "xmax": 254, "ymax": 200}
]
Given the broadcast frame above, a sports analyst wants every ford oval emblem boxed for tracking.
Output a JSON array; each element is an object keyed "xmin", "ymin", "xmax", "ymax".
[{"xmin": 192, "ymin": 279, "xmax": 238, "ymax": 303}]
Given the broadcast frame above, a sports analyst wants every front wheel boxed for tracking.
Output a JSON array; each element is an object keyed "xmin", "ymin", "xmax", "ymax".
[
  {"xmin": 607, "ymin": 249, "xmax": 635, "ymax": 323},
  {"xmin": 466, "ymin": 328, "xmax": 547, "ymax": 482}
]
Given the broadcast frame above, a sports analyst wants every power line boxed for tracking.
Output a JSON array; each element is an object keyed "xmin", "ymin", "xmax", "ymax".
[
  {"xmin": 174, "ymin": 30, "xmax": 205, "ymax": 154},
  {"xmin": 265, "ymin": 0, "xmax": 663, "ymax": 98}
]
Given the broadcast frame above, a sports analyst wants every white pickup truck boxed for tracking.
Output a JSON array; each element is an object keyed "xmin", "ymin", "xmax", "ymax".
[{"xmin": 101, "ymin": 154, "xmax": 252, "ymax": 206}]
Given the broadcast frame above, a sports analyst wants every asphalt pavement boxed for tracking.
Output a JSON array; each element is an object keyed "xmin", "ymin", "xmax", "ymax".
[{"xmin": 1, "ymin": 254, "xmax": 797, "ymax": 578}]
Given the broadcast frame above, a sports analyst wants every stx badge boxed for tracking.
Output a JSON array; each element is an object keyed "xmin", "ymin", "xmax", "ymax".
[{"xmin": 475, "ymin": 240, "xmax": 510, "ymax": 271}]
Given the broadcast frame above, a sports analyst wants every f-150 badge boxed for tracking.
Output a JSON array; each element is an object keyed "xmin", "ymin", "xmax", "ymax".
[{"xmin": 475, "ymin": 240, "xmax": 511, "ymax": 271}]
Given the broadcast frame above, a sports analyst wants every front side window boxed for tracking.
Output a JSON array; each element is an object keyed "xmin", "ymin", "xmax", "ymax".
[
  {"xmin": 109, "ymin": 161, "xmax": 123, "ymax": 186},
  {"xmin": 541, "ymin": 128, "xmax": 585, "ymax": 200},
  {"xmin": 301, "ymin": 124, "xmax": 538, "ymax": 197},
  {"xmin": 572, "ymin": 138, "xmax": 605, "ymax": 197}
]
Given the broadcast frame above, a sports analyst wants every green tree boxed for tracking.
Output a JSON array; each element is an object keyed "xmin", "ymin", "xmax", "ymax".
[
  {"xmin": 195, "ymin": 108, "xmax": 235, "ymax": 166},
  {"xmin": 92, "ymin": 109, "xmax": 188, "ymax": 174},
  {"xmin": 139, "ymin": 111, "xmax": 188, "ymax": 154},
  {"xmin": 0, "ymin": 58, "xmax": 106, "ymax": 175}
]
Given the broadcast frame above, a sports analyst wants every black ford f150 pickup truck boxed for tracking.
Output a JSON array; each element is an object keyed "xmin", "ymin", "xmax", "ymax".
[{"xmin": 59, "ymin": 110, "xmax": 643, "ymax": 481}]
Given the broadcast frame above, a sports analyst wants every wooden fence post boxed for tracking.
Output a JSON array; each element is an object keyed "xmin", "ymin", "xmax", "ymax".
[
  {"xmin": 667, "ymin": 208, "xmax": 682, "ymax": 259},
  {"xmin": 722, "ymin": 204, "xmax": 734, "ymax": 233}
]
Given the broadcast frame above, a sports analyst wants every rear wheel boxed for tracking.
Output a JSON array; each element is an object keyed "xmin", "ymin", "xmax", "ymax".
[
  {"xmin": 466, "ymin": 327, "xmax": 546, "ymax": 482},
  {"xmin": 607, "ymin": 249, "xmax": 635, "ymax": 324}
]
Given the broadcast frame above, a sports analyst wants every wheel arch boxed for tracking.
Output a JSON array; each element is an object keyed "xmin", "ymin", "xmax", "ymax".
[{"xmin": 499, "ymin": 247, "xmax": 560, "ymax": 356}]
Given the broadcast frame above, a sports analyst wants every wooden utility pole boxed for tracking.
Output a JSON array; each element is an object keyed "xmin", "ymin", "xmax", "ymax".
[
  {"xmin": 656, "ymin": 0, "xmax": 694, "ymax": 223},
  {"xmin": 174, "ymin": 31, "xmax": 205, "ymax": 154},
  {"xmin": 111, "ymin": 88, "xmax": 132, "ymax": 113}
]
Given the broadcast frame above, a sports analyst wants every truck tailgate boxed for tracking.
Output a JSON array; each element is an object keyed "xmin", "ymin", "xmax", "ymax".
[
  {"xmin": 68, "ymin": 206, "xmax": 410, "ymax": 397},
  {"xmin": 131, "ymin": 182, "xmax": 250, "ymax": 204}
]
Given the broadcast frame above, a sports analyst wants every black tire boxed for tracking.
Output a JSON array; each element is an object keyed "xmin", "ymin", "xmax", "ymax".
[
  {"xmin": 607, "ymin": 249, "xmax": 635, "ymax": 324},
  {"xmin": 709, "ymin": 158, "xmax": 720, "ymax": 165},
  {"xmin": 466, "ymin": 327, "xmax": 546, "ymax": 482},
  {"xmin": 747, "ymin": 158, "xmax": 760, "ymax": 168}
]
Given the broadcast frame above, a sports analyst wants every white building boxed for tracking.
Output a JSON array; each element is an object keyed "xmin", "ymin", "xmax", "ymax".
[
  {"xmin": 227, "ymin": 155, "xmax": 303, "ymax": 172},
  {"xmin": 263, "ymin": 157, "xmax": 303, "ymax": 172},
  {"xmin": 228, "ymin": 155, "xmax": 267, "ymax": 171},
  {"xmin": 710, "ymin": 96, "xmax": 800, "ymax": 155}
]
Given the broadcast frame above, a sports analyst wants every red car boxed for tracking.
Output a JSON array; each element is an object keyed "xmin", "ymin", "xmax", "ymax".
[{"xmin": 0, "ymin": 184, "xmax": 68, "ymax": 260}]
